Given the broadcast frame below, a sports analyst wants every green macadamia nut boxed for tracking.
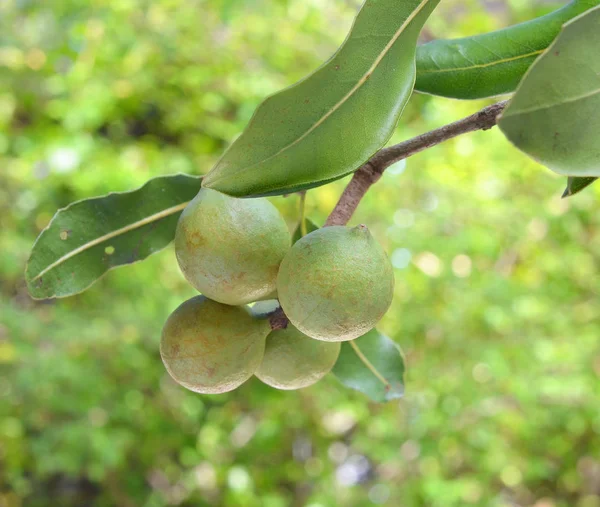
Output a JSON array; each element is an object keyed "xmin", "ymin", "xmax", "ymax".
[
  {"xmin": 277, "ymin": 225, "xmax": 394, "ymax": 342},
  {"xmin": 160, "ymin": 296, "xmax": 270, "ymax": 394},
  {"xmin": 175, "ymin": 188, "xmax": 291, "ymax": 306},
  {"xmin": 256, "ymin": 324, "xmax": 341, "ymax": 390}
]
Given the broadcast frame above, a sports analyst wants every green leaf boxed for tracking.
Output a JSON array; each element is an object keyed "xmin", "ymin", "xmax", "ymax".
[
  {"xmin": 202, "ymin": 0, "xmax": 441, "ymax": 197},
  {"xmin": 415, "ymin": 0, "xmax": 599, "ymax": 99},
  {"xmin": 26, "ymin": 174, "xmax": 202, "ymax": 299},
  {"xmin": 291, "ymin": 217, "xmax": 319, "ymax": 244},
  {"xmin": 563, "ymin": 177, "xmax": 598, "ymax": 197},
  {"xmin": 332, "ymin": 329, "xmax": 405, "ymax": 403},
  {"xmin": 498, "ymin": 6, "xmax": 600, "ymax": 177}
]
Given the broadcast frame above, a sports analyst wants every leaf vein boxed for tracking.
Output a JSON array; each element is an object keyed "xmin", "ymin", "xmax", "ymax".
[
  {"xmin": 417, "ymin": 49, "xmax": 544, "ymax": 75},
  {"xmin": 31, "ymin": 201, "xmax": 190, "ymax": 281},
  {"xmin": 502, "ymin": 87, "xmax": 600, "ymax": 117},
  {"xmin": 349, "ymin": 340, "xmax": 390, "ymax": 388},
  {"xmin": 206, "ymin": 0, "xmax": 433, "ymax": 185}
]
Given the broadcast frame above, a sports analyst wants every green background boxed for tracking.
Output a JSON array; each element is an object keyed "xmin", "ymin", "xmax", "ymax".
[{"xmin": 1, "ymin": 1, "xmax": 599, "ymax": 506}]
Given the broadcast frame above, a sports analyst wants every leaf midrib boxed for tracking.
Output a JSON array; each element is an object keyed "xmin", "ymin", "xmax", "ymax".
[
  {"xmin": 206, "ymin": 0, "xmax": 432, "ymax": 186},
  {"xmin": 349, "ymin": 339, "xmax": 390, "ymax": 389},
  {"xmin": 501, "ymin": 5, "xmax": 600, "ymax": 118},
  {"xmin": 30, "ymin": 201, "xmax": 190, "ymax": 281},
  {"xmin": 503, "ymin": 87, "xmax": 600, "ymax": 117},
  {"xmin": 417, "ymin": 49, "xmax": 544, "ymax": 75}
]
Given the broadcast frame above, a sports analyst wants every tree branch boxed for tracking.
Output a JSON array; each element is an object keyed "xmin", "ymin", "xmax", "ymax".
[
  {"xmin": 325, "ymin": 100, "xmax": 508, "ymax": 226},
  {"xmin": 269, "ymin": 99, "xmax": 508, "ymax": 329}
]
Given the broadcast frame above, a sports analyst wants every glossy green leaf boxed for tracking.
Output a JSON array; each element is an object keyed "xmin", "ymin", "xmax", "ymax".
[
  {"xmin": 562, "ymin": 177, "xmax": 598, "ymax": 198},
  {"xmin": 415, "ymin": 0, "xmax": 599, "ymax": 99},
  {"xmin": 291, "ymin": 217, "xmax": 319, "ymax": 244},
  {"xmin": 332, "ymin": 329, "xmax": 405, "ymax": 402},
  {"xmin": 26, "ymin": 174, "xmax": 202, "ymax": 299},
  {"xmin": 498, "ymin": 7, "xmax": 600, "ymax": 177},
  {"xmin": 202, "ymin": 0, "xmax": 441, "ymax": 197}
]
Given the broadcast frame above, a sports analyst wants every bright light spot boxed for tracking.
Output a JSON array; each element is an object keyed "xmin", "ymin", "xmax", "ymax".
[
  {"xmin": 455, "ymin": 137, "xmax": 474, "ymax": 157},
  {"xmin": 0, "ymin": 47, "xmax": 24, "ymax": 69},
  {"xmin": 227, "ymin": 466, "xmax": 251, "ymax": 491},
  {"xmin": 230, "ymin": 416, "xmax": 257, "ymax": 448},
  {"xmin": 195, "ymin": 462, "xmax": 217, "ymax": 490},
  {"xmin": 413, "ymin": 252, "xmax": 443, "ymax": 277},
  {"xmin": 479, "ymin": 178, "xmax": 504, "ymax": 199},
  {"xmin": 452, "ymin": 254, "xmax": 472, "ymax": 277},
  {"xmin": 105, "ymin": 246, "xmax": 115, "ymax": 255},
  {"xmin": 500, "ymin": 465, "xmax": 522, "ymax": 487},
  {"xmin": 336, "ymin": 455, "xmax": 370, "ymax": 486},
  {"xmin": 49, "ymin": 148, "xmax": 80, "ymax": 173},
  {"xmin": 391, "ymin": 248, "xmax": 411, "ymax": 269},
  {"xmin": 393, "ymin": 209, "xmax": 414, "ymax": 228},
  {"xmin": 386, "ymin": 159, "xmax": 406, "ymax": 175},
  {"xmin": 321, "ymin": 410, "xmax": 356, "ymax": 435},
  {"xmin": 528, "ymin": 218, "xmax": 548, "ymax": 240},
  {"xmin": 16, "ymin": 191, "xmax": 38, "ymax": 212},
  {"xmin": 121, "ymin": 146, "xmax": 144, "ymax": 170}
]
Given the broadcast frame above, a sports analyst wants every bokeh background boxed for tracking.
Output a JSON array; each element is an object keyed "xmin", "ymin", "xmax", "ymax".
[{"xmin": 2, "ymin": 0, "xmax": 600, "ymax": 506}]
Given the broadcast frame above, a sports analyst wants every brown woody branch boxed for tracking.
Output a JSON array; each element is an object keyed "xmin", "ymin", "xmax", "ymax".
[
  {"xmin": 325, "ymin": 100, "xmax": 507, "ymax": 226},
  {"xmin": 269, "ymin": 100, "xmax": 508, "ymax": 329}
]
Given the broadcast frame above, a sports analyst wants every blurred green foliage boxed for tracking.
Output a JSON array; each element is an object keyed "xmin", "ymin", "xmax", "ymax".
[{"xmin": 2, "ymin": 0, "xmax": 600, "ymax": 506}]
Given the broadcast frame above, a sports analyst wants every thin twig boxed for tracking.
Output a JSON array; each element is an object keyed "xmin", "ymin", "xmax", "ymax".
[
  {"xmin": 298, "ymin": 191, "xmax": 308, "ymax": 237},
  {"xmin": 325, "ymin": 100, "xmax": 507, "ymax": 226},
  {"xmin": 269, "ymin": 100, "xmax": 508, "ymax": 329}
]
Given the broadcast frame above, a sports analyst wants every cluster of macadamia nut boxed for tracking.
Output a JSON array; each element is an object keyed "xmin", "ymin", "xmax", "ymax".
[{"xmin": 160, "ymin": 188, "xmax": 394, "ymax": 394}]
